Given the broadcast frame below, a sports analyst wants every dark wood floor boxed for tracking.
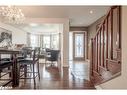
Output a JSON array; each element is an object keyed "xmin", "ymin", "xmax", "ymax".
[{"xmin": 1, "ymin": 61, "xmax": 95, "ymax": 89}]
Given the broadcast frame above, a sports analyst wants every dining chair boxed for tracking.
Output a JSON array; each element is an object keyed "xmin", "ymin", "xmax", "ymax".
[{"xmin": 19, "ymin": 47, "xmax": 40, "ymax": 86}]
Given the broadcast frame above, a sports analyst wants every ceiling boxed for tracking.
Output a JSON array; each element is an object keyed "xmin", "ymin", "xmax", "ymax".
[
  {"xmin": 0, "ymin": 6, "xmax": 110, "ymax": 34},
  {"xmin": 12, "ymin": 23, "xmax": 61, "ymax": 34},
  {"xmin": 17, "ymin": 6, "xmax": 110, "ymax": 26}
]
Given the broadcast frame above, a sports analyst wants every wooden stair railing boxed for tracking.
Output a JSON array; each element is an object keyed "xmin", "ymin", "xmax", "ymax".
[{"xmin": 90, "ymin": 6, "xmax": 121, "ymax": 85}]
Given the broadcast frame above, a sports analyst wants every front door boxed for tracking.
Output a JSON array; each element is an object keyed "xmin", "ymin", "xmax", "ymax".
[{"xmin": 73, "ymin": 32, "xmax": 85, "ymax": 60}]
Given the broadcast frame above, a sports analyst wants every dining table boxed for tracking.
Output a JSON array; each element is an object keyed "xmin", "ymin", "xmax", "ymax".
[{"xmin": 0, "ymin": 49, "xmax": 22, "ymax": 87}]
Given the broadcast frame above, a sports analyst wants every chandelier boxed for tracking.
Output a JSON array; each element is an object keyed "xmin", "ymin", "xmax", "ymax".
[{"xmin": 0, "ymin": 6, "xmax": 25, "ymax": 24}]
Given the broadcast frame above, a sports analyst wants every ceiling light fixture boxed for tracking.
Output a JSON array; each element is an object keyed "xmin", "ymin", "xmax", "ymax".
[
  {"xmin": 0, "ymin": 6, "xmax": 25, "ymax": 24},
  {"xmin": 90, "ymin": 10, "xmax": 93, "ymax": 14}
]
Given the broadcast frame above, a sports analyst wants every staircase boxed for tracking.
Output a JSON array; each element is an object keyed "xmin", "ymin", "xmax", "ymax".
[{"xmin": 90, "ymin": 6, "xmax": 121, "ymax": 85}]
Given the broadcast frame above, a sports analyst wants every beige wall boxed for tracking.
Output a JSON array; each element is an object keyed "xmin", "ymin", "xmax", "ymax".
[
  {"xmin": 87, "ymin": 16, "xmax": 105, "ymax": 59},
  {"xmin": 98, "ymin": 6, "xmax": 127, "ymax": 89}
]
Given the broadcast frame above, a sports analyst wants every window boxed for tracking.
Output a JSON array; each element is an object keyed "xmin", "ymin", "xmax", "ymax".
[
  {"xmin": 43, "ymin": 35, "xmax": 51, "ymax": 48},
  {"xmin": 28, "ymin": 33, "xmax": 60, "ymax": 50},
  {"xmin": 30, "ymin": 34, "xmax": 38, "ymax": 47},
  {"xmin": 52, "ymin": 34, "xmax": 59, "ymax": 49}
]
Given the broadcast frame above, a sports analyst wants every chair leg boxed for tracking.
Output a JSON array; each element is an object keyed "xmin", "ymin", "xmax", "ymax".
[
  {"xmin": 45, "ymin": 59, "xmax": 47, "ymax": 67},
  {"xmin": 45, "ymin": 59, "xmax": 46, "ymax": 64},
  {"xmin": 37, "ymin": 61, "xmax": 40, "ymax": 80},
  {"xmin": 0, "ymin": 72, "xmax": 1, "ymax": 78},
  {"xmin": 8, "ymin": 67, "xmax": 11, "ymax": 77},
  {"xmin": 32, "ymin": 64, "xmax": 36, "ymax": 86},
  {"xmin": 24, "ymin": 65, "xmax": 27, "ymax": 78},
  {"xmin": 51, "ymin": 61, "xmax": 53, "ymax": 66}
]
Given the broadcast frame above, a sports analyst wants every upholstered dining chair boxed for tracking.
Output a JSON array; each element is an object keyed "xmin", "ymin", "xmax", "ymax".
[{"xmin": 45, "ymin": 50, "xmax": 60, "ymax": 66}]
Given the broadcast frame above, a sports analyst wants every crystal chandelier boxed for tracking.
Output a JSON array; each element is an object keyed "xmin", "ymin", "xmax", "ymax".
[{"xmin": 0, "ymin": 6, "xmax": 25, "ymax": 24}]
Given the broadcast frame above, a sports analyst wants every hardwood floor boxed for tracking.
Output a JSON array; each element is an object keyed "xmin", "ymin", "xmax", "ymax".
[
  {"xmin": 1, "ymin": 61, "xmax": 95, "ymax": 89},
  {"xmin": 69, "ymin": 61, "xmax": 90, "ymax": 80}
]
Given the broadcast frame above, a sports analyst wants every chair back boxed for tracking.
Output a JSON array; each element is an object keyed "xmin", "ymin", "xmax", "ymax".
[
  {"xmin": 21, "ymin": 47, "xmax": 32, "ymax": 58},
  {"xmin": 32, "ymin": 47, "xmax": 40, "ymax": 61},
  {"xmin": 47, "ymin": 50, "xmax": 60, "ymax": 61},
  {"xmin": 45, "ymin": 48, "xmax": 51, "ymax": 52}
]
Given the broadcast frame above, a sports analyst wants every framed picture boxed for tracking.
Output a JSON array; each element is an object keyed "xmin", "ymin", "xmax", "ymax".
[{"xmin": 0, "ymin": 27, "xmax": 12, "ymax": 48}]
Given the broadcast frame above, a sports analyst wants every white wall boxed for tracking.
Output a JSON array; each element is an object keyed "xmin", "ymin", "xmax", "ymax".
[
  {"xmin": 98, "ymin": 6, "xmax": 127, "ymax": 89},
  {"xmin": 0, "ymin": 22, "xmax": 27, "ymax": 44}
]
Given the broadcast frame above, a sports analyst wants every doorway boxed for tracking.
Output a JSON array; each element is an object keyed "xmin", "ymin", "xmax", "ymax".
[{"xmin": 69, "ymin": 31, "xmax": 89, "ymax": 80}]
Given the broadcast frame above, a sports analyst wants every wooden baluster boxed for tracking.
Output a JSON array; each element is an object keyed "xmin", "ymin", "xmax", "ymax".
[
  {"xmin": 97, "ymin": 32, "xmax": 100, "ymax": 75},
  {"xmin": 96, "ymin": 34, "xmax": 99, "ymax": 73},
  {"xmin": 93, "ymin": 38, "xmax": 95, "ymax": 72},
  {"xmin": 106, "ymin": 16, "xmax": 109, "ymax": 70},
  {"xmin": 118, "ymin": 6, "xmax": 121, "ymax": 49},
  {"xmin": 94, "ymin": 38, "xmax": 96, "ymax": 72},
  {"xmin": 90, "ymin": 38, "xmax": 94, "ymax": 76},
  {"xmin": 116, "ymin": 6, "xmax": 121, "ymax": 49},
  {"xmin": 101, "ymin": 26, "xmax": 103, "ymax": 67},
  {"xmin": 102, "ymin": 24, "xmax": 105, "ymax": 67},
  {"xmin": 111, "ymin": 9, "xmax": 113, "ymax": 60},
  {"xmin": 117, "ymin": 6, "xmax": 121, "ymax": 62},
  {"xmin": 99, "ymin": 30, "xmax": 101, "ymax": 73},
  {"xmin": 94, "ymin": 37, "xmax": 97, "ymax": 72}
]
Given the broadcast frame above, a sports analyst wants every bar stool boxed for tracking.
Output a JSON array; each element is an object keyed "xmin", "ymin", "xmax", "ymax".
[{"xmin": 19, "ymin": 47, "xmax": 40, "ymax": 87}]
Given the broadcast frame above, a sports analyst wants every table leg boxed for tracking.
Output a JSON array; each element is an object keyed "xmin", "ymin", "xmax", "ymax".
[{"xmin": 12, "ymin": 54, "xmax": 20, "ymax": 87}]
